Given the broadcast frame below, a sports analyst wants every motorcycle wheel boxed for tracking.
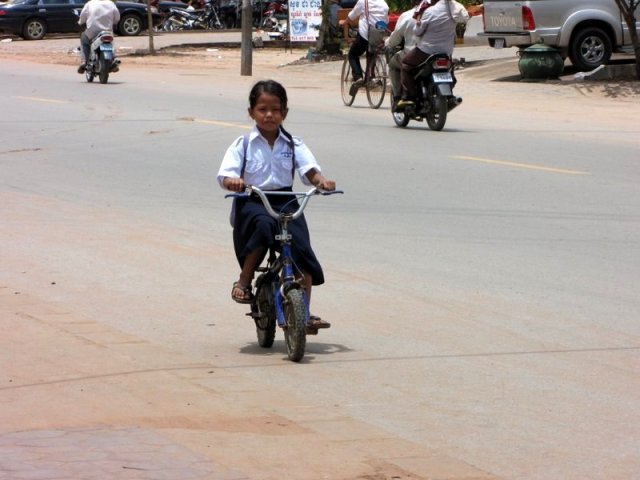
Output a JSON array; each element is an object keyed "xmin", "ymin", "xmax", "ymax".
[
  {"xmin": 209, "ymin": 17, "xmax": 224, "ymax": 29},
  {"xmin": 98, "ymin": 53, "xmax": 109, "ymax": 84},
  {"xmin": 426, "ymin": 86, "xmax": 447, "ymax": 131},
  {"xmin": 161, "ymin": 18, "xmax": 177, "ymax": 31},
  {"xmin": 283, "ymin": 288, "xmax": 306, "ymax": 363},
  {"xmin": 391, "ymin": 95, "xmax": 409, "ymax": 127}
]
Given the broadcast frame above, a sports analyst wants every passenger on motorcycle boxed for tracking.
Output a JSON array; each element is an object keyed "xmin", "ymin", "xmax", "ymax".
[
  {"xmin": 397, "ymin": 0, "xmax": 468, "ymax": 109},
  {"xmin": 77, "ymin": 0, "xmax": 120, "ymax": 74},
  {"xmin": 338, "ymin": 0, "xmax": 389, "ymax": 91},
  {"xmin": 384, "ymin": 0, "xmax": 420, "ymax": 108}
]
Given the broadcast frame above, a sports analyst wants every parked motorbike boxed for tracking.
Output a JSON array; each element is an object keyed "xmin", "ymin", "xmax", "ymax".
[
  {"xmin": 160, "ymin": 0, "xmax": 223, "ymax": 31},
  {"xmin": 260, "ymin": 0, "xmax": 287, "ymax": 37},
  {"xmin": 84, "ymin": 30, "xmax": 120, "ymax": 84},
  {"xmin": 391, "ymin": 53, "xmax": 462, "ymax": 131}
]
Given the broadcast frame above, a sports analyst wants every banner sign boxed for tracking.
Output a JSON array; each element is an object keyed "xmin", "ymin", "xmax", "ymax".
[{"xmin": 288, "ymin": 0, "xmax": 322, "ymax": 41}]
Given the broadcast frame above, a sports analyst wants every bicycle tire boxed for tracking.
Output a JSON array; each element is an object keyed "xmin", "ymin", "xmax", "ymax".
[
  {"xmin": 283, "ymin": 288, "xmax": 306, "ymax": 362},
  {"xmin": 366, "ymin": 53, "xmax": 387, "ymax": 109},
  {"xmin": 254, "ymin": 274, "xmax": 277, "ymax": 348},
  {"xmin": 340, "ymin": 57, "xmax": 356, "ymax": 107}
]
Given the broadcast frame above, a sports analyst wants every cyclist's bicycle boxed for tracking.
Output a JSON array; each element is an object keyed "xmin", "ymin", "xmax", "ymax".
[
  {"xmin": 225, "ymin": 185, "xmax": 343, "ymax": 362},
  {"xmin": 340, "ymin": 22, "xmax": 388, "ymax": 109}
]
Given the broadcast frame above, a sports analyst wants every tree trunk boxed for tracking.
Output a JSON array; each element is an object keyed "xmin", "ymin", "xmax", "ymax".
[
  {"xmin": 315, "ymin": 2, "xmax": 330, "ymax": 53},
  {"xmin": 614, "ymin": 0, "xmax": 639, "ymax": 79}
]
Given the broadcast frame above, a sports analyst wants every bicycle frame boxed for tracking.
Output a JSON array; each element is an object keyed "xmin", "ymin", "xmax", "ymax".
[
  {"xmin": 226, "ymin": 185, "xmax": 342, "ymax": 361},
  {"xmin": 226, "ymin": 186, "xmax": 342, "ymax": 328}
]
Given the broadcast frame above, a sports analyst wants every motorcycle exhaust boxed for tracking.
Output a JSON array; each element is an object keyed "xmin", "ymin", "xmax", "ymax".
[
  {"xmin": 110, "ymin": 58, "xmax": 121, "ymax": 72},
  {"xmin": 448, "ymin": 96, "xmax": 463, "ymax": 111}
]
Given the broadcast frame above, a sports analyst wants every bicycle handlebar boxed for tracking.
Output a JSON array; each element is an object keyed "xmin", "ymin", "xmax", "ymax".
[{"xmin": 225, "ymin": 185, "xmax": 344, "ymax": 221}]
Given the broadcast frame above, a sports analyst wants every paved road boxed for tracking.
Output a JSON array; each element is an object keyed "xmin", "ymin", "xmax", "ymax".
[{"xmin": 1, "ymin": 28, "xmax": 639, "ymax": 480}]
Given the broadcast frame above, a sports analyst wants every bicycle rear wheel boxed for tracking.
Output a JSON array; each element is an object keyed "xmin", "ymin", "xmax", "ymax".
[
  {"xmin": 283, "ymin": 288, "xmax": 306, "ymax": 362},
  {"xmin": 366, "ymin": 54, "xmax": 387, "ymax": 109},
  {"xmin": 253, "ymin": 274, "xmax": 277, "ymax": 348},
  {"xmin": 340, "ymin": 57, "xmax": 356, "ymax": 107}
]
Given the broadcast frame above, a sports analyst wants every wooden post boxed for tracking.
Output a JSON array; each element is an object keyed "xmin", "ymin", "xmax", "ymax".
[
  {"xmin": 147, "ymin": 0, "xmax": 155, "ymax": 55},
  {"xmin": 241, "ymin": 0, "xmax": 253, "ymax": 75}
]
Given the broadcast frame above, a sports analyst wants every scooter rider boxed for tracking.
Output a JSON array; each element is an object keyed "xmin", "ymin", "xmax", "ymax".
[
  {"xmin": 77, "ymin": 0, "xmax": 120, "ymax": 74},
  {"xmin": 397, "ymin": 0, "xmax": 468, "ymax": 109}
]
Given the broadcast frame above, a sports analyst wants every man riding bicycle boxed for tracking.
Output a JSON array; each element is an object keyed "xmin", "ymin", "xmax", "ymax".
[{"xmin": 339, "ymin": 0, "xmax": 389, "ymax": 92}]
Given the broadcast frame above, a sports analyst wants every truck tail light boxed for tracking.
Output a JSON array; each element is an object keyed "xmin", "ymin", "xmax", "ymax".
[{"xmin": 522, "ymin": 6, "xmax": 535, "ymax": 30}]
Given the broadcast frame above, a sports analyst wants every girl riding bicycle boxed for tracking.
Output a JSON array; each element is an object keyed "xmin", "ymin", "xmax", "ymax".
[{"xmin": 217, "ymin": 80, "xmax": 336, "ymax": 328}]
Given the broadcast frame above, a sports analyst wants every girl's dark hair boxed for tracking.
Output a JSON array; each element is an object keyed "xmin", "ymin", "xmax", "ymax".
[
  {"xmin": 248, "ymin": 79, "xmax": 288, "ymax": 111},
  {"xmin": 248, "ymin": 80, "xmax": 296, "ymax": 165}
]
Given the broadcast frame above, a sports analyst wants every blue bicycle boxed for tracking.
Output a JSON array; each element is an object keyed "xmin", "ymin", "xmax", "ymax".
[{"xmin": 226, "ymin": 185, "xmax": 343, "ymax": 362}]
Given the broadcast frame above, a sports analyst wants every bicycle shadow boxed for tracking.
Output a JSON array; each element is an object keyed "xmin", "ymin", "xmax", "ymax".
[{"xmin": 239, "ymin": 340, "xmax": 354, "ymax": 358}]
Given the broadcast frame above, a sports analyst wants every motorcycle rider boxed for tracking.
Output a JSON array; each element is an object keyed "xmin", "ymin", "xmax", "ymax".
[
  {"xmin": 397, "ymin": 0, "xmax": 468, "ymax": 109},
  {"xmin": 338, "ymin": 0, "xmax": 389, "ymax": 91},
  {"xmin": 384, "ymin": 0, "xmax": 420, "ymax": 108},
  {"xmin": 77, "ymin": 0, "xmax": 120, "ymax": 74}
]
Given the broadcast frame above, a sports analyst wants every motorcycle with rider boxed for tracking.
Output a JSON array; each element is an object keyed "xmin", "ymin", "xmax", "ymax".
[
  {"xmin": 76, "ymin": 0, "xmax": 121, "ymax": 83},
  {"xmin": 390, "ymin": 0, "xmax": 468, "ymax": 130}
]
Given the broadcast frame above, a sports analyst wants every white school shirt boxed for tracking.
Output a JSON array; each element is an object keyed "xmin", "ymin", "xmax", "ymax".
[
  {"xmin": 217, "ymin": 127, "xmax": 321, "ymax": 191},
  {"xmin": 385, "ymin": 8, "xmax": 417, "ymax": 53},
  {"xmin": 413, "ymin": 0, "xmax": 468, "ymax": 56},
  {"xmin": 347, "ymin": 0, "xmax": 389, "ymax": 41}
]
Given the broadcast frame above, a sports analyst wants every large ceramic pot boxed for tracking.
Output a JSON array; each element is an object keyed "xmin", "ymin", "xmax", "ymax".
[{"xmin": 518, "ymin": 44, "xmax": 565, "ymax": 80}]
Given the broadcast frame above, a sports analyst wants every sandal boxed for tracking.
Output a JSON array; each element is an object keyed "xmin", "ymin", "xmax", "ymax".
[
  {"xmin": 309, "ymin": 315, "xmax": 331, "ymax": 329},
  {"xmin": 231, "ymin": 281, "xmax": 253, "ymax": 304}
]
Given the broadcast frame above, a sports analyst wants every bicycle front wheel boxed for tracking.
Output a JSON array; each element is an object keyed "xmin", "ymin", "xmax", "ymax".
[
  {"xmin": 340, "ymin": 57, "xmax": 356, "ymax": 107},
  {"xmin": 283, "ymin": 288, "xmax": 306, "ymax": 362},
  {"xmin": 366, "ymin": 54, "xmax": 387, "ymax": 109}
]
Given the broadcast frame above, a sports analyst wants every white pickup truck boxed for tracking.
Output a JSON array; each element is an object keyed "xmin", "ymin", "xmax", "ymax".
[{"xmin": 479, "ymin": 0, "xmax": 639, "ymax": 71}]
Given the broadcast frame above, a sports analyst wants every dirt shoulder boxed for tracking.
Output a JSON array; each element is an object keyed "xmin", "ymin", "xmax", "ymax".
[{"xmin": 1, "ymin": 33, "xmax": 639, "ymax": 100}]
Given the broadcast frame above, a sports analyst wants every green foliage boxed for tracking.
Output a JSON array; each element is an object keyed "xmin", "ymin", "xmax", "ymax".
[{"xmin": 386, "ymin": 0, "xmax": 411, "ymax": 12}]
